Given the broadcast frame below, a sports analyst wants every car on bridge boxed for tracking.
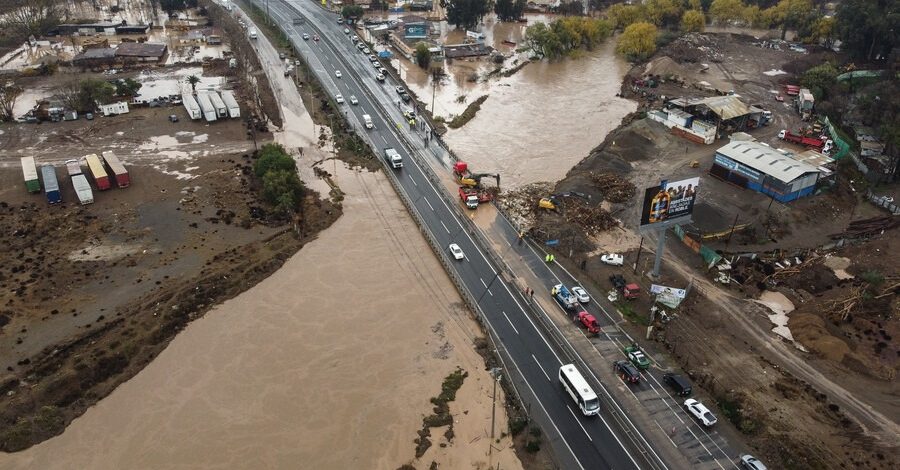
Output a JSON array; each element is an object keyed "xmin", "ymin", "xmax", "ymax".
[
  {"xmin": 739, "ymin": 454, "xmax": 767, "ymax": 470},
  {"xmin": 449, "ymin": 243, "xmax": 465, "ymax": 260},
  {"xmin": 302, "ymin": 33, "xmax": 310, "ymax": 40},
  {"xmin": 349, "ymin": 95, "xmax": 358, "ymax": 105},
  {"xmin": 376, "ymin": 74, "xmax": 385, "ymax": 82},
  {"xmin": 395, "ymin": 86, "xmax": 406, "ymax": 95},
  {"xmin": 335, "ymin": 70, "xmax": 342, "ymax": 78},
  {"xmin": 400, "ymin": 93, "xmax": 411, "ymax": 103},
  {"xmin": 335, "ymin": 94, "xmax": 344, "ymax": 104},
  {"xmin": 624, "ymin": 343, "xmax": 650, "ymax": 370},
  {"xmin": 571, "ymin": 286, "xmax": 590, "ymax": 304},
  {"xmin": 362, "ymin": 47, "xmax": 371, "ymax": 54},
  {"xmin": 684, "ymin": 398, "xmax": 717, "ymax": 427}
]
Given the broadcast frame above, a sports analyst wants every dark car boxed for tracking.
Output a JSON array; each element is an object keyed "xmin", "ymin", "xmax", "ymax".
[
  {"xmin": 663, "ymin": 373, "xmax": 692, "ymax": 396},
  {"xmin": 609, "ymin": 274, "xmax": 626, "ymax": 290},
  {"xmin": 614, "ymin": 360, "xmax": 640, "ymax": 384},
  {"xmin": 400, "ymin": 92, "xmax": 411, "ymax": 102}
]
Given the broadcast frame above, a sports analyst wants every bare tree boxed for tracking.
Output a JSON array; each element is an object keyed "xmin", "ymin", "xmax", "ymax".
[
  {"xmin": 0, "ymin": 83, "xmax": 24, "ymax": 122},
  {"xmin": 0, "ymin": 0, "xmax": 63, "ymax": 38}
]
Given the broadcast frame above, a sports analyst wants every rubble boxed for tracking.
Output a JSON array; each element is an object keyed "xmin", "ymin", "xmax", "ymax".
[
  {"xmin": 830, "ymin": 215, "xmax": 900, "ymax": 239},
  {"xmin": 589, "ymin": 172, "xmax": 636, "ymax": 203},
  {"xmin": 563, "ymin": 199, "xmax": 619, "ymax": 233}
]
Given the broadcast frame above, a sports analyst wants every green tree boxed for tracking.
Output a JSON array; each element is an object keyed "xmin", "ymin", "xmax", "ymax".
[
  {"xmin": 254, "ymin": 143, "xmax": 296, "ymax": 177},
  {"xmin": 444, "ymin": 0, "xmax": 492, "ymax": 30},
  {"xmin": 709, "ymin": 0, "xmax": 744, "ymax": 24},
  {"xmin": 261, "ymin": 170, "xmax": 305, "ymax": 215},
  {"xmin": 0, "ymin": 0, "xmax": 61, "ymax": 38},
  {"xmin": 494, "ymin": 0, "xmax": 525, "ymax": 21},
  {"xmin": 71, "ymin": 79, "xmax": 115, "ymax": 112},
  {"xmin": 114, "ymin": 78, "xmax": 142, "ymax": 97},
  {"xmin": 803, "ymin": 15, "xmax": 836, "ymax": 46},
  {"xmin": 770, "ymin": 0, "xmax": 814, "ymax": 40},
  {"xmin": 186, "ymin": 75, "xmax": 201, "ymax": 93},
  {"xmin": 341, "ymin": 5, "xmax": 364, "ymax": 19},
  {"xmin": 800, "ymin": 62, "xmax": 839, "ymax": 100},
  {"xmin": 607, "ymin": 4, "xmax": 646, "ymax": 29},
  {"xmin": 616, "ymin": 22, "xmax": 658, "ymax": 61},
  {"xmin": 414, "ymin": 43, "xmax": 432, "ymax": 68},
  {"xmin": 645, "ymin": 0, "xmax": 684, "ymax": 27},
  {"xmin": 836, "ymin": 0, "xmax": 898, "ymax": 61},
  {"xmin": 681, "ymin": 9, "xmax": 706, "ymax": 32}
]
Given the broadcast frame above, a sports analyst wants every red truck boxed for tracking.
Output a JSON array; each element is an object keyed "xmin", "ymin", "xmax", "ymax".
[
  {"xmin": 778, "ymin": 129, "xmax": 834, "ymax": 152},
  {"xmin": 575, "ymin": 311, "xmax": 601, "ymax": 335},
  {"xmin": 458, "ymin": 187, "xmax": 491, "ymax": 209},
  {"xmin": 784, "ymin": 85, "xmax": 800, "ymax": 96}
]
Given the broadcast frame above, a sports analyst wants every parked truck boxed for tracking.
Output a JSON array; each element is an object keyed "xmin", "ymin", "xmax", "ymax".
[
  {"xmin": 208, "ymin": 91, "xmax": 228, "ymax": 118},
  {"xmin": 65, "ymin": 159, "xmax": 82, "ymax": 176},
  {"xmin": 40, "ymin": 164, "xmax": 61, "ymax": 204},
  {"xmin": 71, "ymin": 174, "xmax": 94, "ymax": 205},
  {"xmin": 21, "ymin": 156, "xmax": 40, "ymax": 193},
  {"xmin": 778, "ymin": 129, "xmax": 833, "ymax": 152},
  {"xmin": 609, "ymin": 274, "xmax": 640, "ymax": 300},
  {"xmin": 102, "ymin": 151, "xmax": 130, "ymax": 188},
  {"xmin": 220, "ymin": 90, "xmax": 241, "ymax": 118},
  {"xmin": 182, "ymin": 93, "xmax": 202, "ymax": 120},
  {"xmin": 197, "ymin": 93, "xmax": 218, "ymax": 122},
  {"xmin": 383, "ymin": 147, "xmax": 403, "ymax": 169},
  {"xmin": 85, "ymin": 153, "xmax": 111, "ymax": 190},
  {"xmin": 551, "ymin": 284, "xmax": 579, "ymax": 311},
  {"xmin": 458, "ymin": 187, "xmax": 491, "ymax": 209}
]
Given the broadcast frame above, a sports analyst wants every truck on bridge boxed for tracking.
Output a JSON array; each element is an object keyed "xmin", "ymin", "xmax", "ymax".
[{"xmin": 551, "ymin": 284, "xmax": 579, "ymax": 311}]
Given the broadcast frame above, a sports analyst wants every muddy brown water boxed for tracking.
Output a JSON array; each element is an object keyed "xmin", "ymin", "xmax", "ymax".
[{"xmin": 0, "ymin": 164, "xmax": 503, "ymax": 469}]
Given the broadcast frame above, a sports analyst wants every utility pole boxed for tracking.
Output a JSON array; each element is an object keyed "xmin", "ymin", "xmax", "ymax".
[{"xmin": 266, "ymin": 0, "xmax": 270, "ymax": 25}]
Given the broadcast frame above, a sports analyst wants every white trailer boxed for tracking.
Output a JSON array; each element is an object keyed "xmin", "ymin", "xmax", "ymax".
[
  {"xmin": 99, "ymin": 101, "xmax": 129, "ymax": 116},
  {"xmin": 196, "ymin": 93, "xmax": 218, "ymax": 122},
  {"xmin": 182, "ymin": 93, "xmax": 202, "ymax": 120},
  {"xmin": 71, "ymin": 174, "xmax": 95, "ymax": 205},
  {"xmin": 220, "ymin": 90, "xmax": 241, "ymax": 118},
  {"xmin": 208, "ymin": 91, "xmax": 228, "ymax": 118}
]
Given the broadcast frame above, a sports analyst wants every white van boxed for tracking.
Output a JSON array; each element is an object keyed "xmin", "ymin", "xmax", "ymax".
[
  {"xmin": 249, "ymin": 28, "xmax": 258, "ymax": 40},
  {"xmin": 363, "ymin": 114, "xmax": 373, "ymax": 129}
]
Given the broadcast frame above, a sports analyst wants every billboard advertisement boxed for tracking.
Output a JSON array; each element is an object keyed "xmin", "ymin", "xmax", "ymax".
[
  {"xmin": 639, "ymin": 177, "xmax": 700, "ymax": 226},
  {"xmin": 404, "ymin": 23, "xmax": 427, "ymax": 39}
]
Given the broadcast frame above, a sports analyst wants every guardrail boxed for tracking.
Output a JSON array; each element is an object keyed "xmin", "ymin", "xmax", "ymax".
[
  {"xmin": 263, "ymin": 0, "xmax": 532, "ymax": 419},
  {"xmin": 260, "ymin": 4, "xmax": 664, "ymax": 467}
]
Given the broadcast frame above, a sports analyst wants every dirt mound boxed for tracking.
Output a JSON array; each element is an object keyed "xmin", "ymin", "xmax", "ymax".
[
  {"xmin": 789, "ymin": 312, "xmax": 851, "ymax": 362},
  {"xmin": 642, "ymin": 56, "xmax": 690, "ymax": 80}
]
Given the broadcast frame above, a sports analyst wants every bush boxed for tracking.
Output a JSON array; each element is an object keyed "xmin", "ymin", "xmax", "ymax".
[
  {"xmin": 525, "ymin": 439, "xmax": 541, "ymax": 453},
  {"xmin": 261, "ymin": 170, "xmax": 305, "ymax": 215},
  {"xmin": 253, "ymin": 143, "xmax": 296, "ymax": 177},
  {"xmin": 508, "ymin": 416, "xmax": 528, "ymax": 436},
  {"xmin": 616, "ymin": 22, "xmax": 658, "ymax": 61}
]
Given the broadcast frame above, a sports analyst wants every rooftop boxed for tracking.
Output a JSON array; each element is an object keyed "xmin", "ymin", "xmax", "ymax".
[
  {"xmin": 717, "ymin": 141, "xmax": 820, "ymax": 183},
  {"xmin": 669, "ymin": 95, "xmax": 752, "ymax": 120},
  {"xmin": 116, "ymin": 42, "xmax": 167, "ymax": 58},
  {"xmin": 73, "ymin": 47, "xmax": 117, "ymax": 61}
]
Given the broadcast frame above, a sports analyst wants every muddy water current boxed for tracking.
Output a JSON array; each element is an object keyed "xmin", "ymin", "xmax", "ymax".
[{"xmin": 0, "ymin": 164, "xmax": 496, "ymax": 469}]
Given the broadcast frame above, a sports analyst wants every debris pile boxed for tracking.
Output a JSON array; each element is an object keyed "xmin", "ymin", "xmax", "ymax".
[
  {"xmin": 667, "ymin": 33, "xmax": 723, "ymax": 63},
  {"xmin": 564, "ymin": 199, "xmax": 619, "ymax": 233},
  {"xmin": 830, "ymin": 215, "xmax": 900, "ymax": 239},
  {"xmin": 495, "ymin": 182, "xmax": 552, "ymax": 226},
  {"xmin": 590, "ymin": 172, "xmax": 636, "ymax": 203}
]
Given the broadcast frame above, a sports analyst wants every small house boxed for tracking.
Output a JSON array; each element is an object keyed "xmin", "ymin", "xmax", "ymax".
[{"xmin": 99, "ymin": 101, "xmax": 130, "ymax": 116}]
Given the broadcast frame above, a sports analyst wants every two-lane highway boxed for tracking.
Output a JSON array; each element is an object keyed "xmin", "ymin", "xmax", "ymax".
[{"xmin": 240, "ymin": 0, "xmax": 658, "ymax": 468}]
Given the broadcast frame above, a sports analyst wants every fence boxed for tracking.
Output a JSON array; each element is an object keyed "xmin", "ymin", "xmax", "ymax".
[{"xmin": 824, "ymin": 116, "xmax": 851, "ymax": 160}]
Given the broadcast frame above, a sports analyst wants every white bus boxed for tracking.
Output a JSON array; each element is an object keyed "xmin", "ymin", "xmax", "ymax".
[{"xmin": 559, "ymin": 364, "xmax": 600, "ymax": 416}]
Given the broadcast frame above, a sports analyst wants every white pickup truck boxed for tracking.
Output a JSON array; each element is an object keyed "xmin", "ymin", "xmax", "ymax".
[
  {"xmin": 383, "ymin": 147, "xmax": 403, "ymax": 169},
  {"xmin": 363, "ymin": 114, "xmax": 373, "ymax": 129}
]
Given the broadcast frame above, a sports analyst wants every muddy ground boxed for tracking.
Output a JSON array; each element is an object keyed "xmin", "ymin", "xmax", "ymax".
[{"xmin": 499, "ymin": 31, "xmax": 898, "ymax": 469}]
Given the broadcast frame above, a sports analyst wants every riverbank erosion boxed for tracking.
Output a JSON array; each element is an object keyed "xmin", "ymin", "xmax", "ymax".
[{"xmin": 0, "ymin": 163, "xmax": 523, "ymax": 470}]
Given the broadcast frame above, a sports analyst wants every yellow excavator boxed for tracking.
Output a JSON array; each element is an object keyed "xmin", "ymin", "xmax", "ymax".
[
  {"xmin": 538, "ymin": 191, "xmax": 590, "ymax": 211},
  {"xmin": 460, "ymin": 172, "xmax": 500, "ymax": 189}
]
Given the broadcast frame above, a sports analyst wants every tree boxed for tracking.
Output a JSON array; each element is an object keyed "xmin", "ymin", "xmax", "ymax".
[
  {"xmin": 415, "ymin": 43, "xmax": 432, "ymax": 68},
  {"xmin": 254, "ymin": 143, "xmax": 296, "ymax": 177},
  {"xmin": 645, "ymin": 0, "xmax": 683, "ymax": 27},
  {"xmin": 681, "ymin": 10, "xmax": 706, "ymax": 32},
  {"xmin": 494, "ymin": 0, "xmax": 525, "ymax": 21},
  {"xmin": 709, "ymin": 0, "xmax": 744, "ymax": 24},
  {"xmin": 443, "ymin": 0, "xmax": 492, "ymax": 30},
  {"xmin": 836, "ymin": 0, "xmax": 899, "ymax": 61},
  {"xmin": 616, "ymin": 22, "xmax": 658, "ymax": 61},
  {"xmin": 0, "ymin": 0, "xmax": 61, "ymax": 38},
  {"xmin": 114, "ymin": 78, "xmax": 142, "ymax": 97},
  {"xmin": 0, "ymin": 84, "xmax": 23, "ymax": 122},
  {"xmin": 186, "ymin": 75, "xmax": 201, "ymax": 93},
  {"xmin": 341, "ymin": 5, "xmax": 364, "ymax": 19},
  {"xmin": 803, "ymin": 16, "xmax": 836, "ymax": 47},
  {"xmin": 769, "ymin": 0, "xmax": 814, "ymax": 40},
  {"xmin": 607, "ymin": 4, "xmax": 646, "ymax": 29},
  {"xmin": 800, "ymin": 62, "xmax": 839, "ymax": 100},
  {"xmin": 61, "ymin": 79, "xmax": 116, "ymax": 112},
  {"xmin": 262, "ymin": 170, "xmax": 305, "ymax": 215},
  {"xmin": 523, "ymin": 18, "xmax": 612, "ymax": 59}
]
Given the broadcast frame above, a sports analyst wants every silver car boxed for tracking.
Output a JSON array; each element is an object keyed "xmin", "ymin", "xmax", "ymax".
[
  {"xmin": 571, "ymin": 286, "xmax": 590, "ymax": 304},
  {"xmin": 739, "ymin": 455, "xmax": 767, "ymax": 470}
]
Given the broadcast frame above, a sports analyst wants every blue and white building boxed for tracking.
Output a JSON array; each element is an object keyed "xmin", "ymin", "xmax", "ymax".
[{"xmin": 711, "ymin": 141, "xmax": 829, "ymax": 202}]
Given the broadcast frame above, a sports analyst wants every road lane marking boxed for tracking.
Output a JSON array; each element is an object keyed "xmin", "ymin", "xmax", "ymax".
[
  {"xmin": 480, "ymin": 278, "xmax": 488, "ymax": 288},
  {"xmin": 410, "ymin": 175, "xmax": 419, "ymax": 187},
  {"xmin": 566, "ymin": 405, "xmax": 593, "ymax": 442},
  {"xmin": 440, "ymin": 220, "xmax": 450, "ymax": 234},
  {"xmin": 503, "ymin": 311, "xmax": 519, "ymax": 334},
  {"xmin": 532, "ymin": 354, "xmax": 551, "ymax": 382},
  {"xmin": 380, "ymin": 135, "xmax": 388, "ymax": 144},
  {"xmin": 423, "ymin": 196, "xmax": 433, "ymax": 211},
  {"xmin": 655, "ymin": 420, "xmax": 679, "ymax": 448}
]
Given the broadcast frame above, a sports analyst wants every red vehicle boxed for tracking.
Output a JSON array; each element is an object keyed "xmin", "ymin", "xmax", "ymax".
[
  {"xmin": 313, "ymin": 35, "xmax": 319, "ymax": 41},
  {"xmin": 784, "ymin": 85, "xmax": 800, "ymax": 96},
  {"xmin": 575, "ymin": 311, "xmax": 601, "ymax": 335},
  {"xmin": 453, "ymin": 161, "xmax": 470, "ymax": 180},
  {"xmin": 778, "ymin": 129, "xmax": 833, "ymax": 152},
  {"xmin": 458, "ymin": 187, "xmax": 491, "ymax": 209},
  {"xmin": 623, "ymin": 283, "xmax": 640, "ymax": 300}
]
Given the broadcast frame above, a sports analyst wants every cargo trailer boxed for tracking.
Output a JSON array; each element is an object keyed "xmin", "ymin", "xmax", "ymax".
[
  {"xmin": 197, "ymin": 93, "xmax": 218, "ymax": 122},
  {"xmin": 220, "ymin": 90, "xmax": 240, "ymax": 118},
  {"xmin": 182, "ymin": 93, "xmax": 202, "ymax": 120},
  {"xmin": 208, "ymin": 91, "xmax": 228, "ymax": 118},
  {"xmin": 65, "ymin": 158, "xmax": 83, "ymax": 176},
  {"xmin": 85, "ymin": 153, "xmax": 111, "ymax": 190},
  {"xmin": 40, "ymin": 164, "xmax": 61, "ymax": 204},
  {"xmin": 71, "ymin": 174, "xmax": 94, "ymax": 205},
  {"xmin": 101, "ymin": 151, "xmax": 130, "ymax": 188},
  {"xmin": 21, "ymin": 156, "xmax": 40, "ymax": 193}
]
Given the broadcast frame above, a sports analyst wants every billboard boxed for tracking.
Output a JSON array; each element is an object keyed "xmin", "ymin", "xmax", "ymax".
[
  {"xmin": 639, "ymin": 177, "xmax": 700, "ymax": 226},
  {"xmin": 404, "ymin": 23, "xmax": 427, "ymax": 39}
]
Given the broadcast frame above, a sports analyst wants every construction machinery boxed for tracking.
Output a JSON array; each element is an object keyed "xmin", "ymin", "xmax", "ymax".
[
  {"xmin": 551, "ymin": 284, "xmax": 579, "ymax": 311},
  {"xmin": 458, "ymin": 186, "xmax": 492, "ymax": 209},
  {"xmin": 538, "ymin": 191, "xmax": 590, "ymax": 211},
  {"xmin": 453, "ymin": 161, "xmax": 500, "ymax": 189}
]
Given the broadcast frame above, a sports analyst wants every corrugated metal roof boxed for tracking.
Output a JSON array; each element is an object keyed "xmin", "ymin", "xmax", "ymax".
[
  {"xmin": 717, "ymin": 141, "xmax": 820, "ymax": 183},
  {"xmin": 699, "ymin": 96, "xmax": 751, "ymax": 120}
]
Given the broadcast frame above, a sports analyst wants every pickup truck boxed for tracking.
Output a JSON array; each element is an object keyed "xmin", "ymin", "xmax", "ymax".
[
  {"xmin": 551, "ymin": 284, "xmax": 579, "ymax": 311},
  {"xmin": 383, "ymin": 147, "xmax": 403, "ymax": 169},
  {"xmin": 610, "ymin": 275, "xmax": 640, "ymax": 299}
]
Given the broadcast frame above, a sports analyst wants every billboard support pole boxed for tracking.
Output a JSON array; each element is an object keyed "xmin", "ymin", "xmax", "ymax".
[{"xmin": 651, "ymin": 228, "xmax": 666, "ymax": 279}]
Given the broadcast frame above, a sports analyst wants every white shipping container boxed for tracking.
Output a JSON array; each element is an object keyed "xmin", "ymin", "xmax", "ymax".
[
  {"xmin": 182, "ymin": 93, "xmax": 202, "ymax": 120},
  {"xmin": 196, "ymin": 93, "xmax": 218, "ymax": 122},
  {"xmin": 71, "ymin": 174, "xmax": 95, "ymax": 205},
  {"xmin": 208, "ymin": 91, "xmax": 228, "ymax": 118},
  {"xmin": 220, "ymin": 90, "xmax": 240, "ymax": 118},
  {"xmin": 65, "ymin": 159, "xmax": 82, "ymax": 176}
]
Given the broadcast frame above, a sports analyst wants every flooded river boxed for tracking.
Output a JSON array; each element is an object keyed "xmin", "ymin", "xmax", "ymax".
[{"xmin": 0, "ymin": 164, "xmax": 520, "ymax": 469}]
